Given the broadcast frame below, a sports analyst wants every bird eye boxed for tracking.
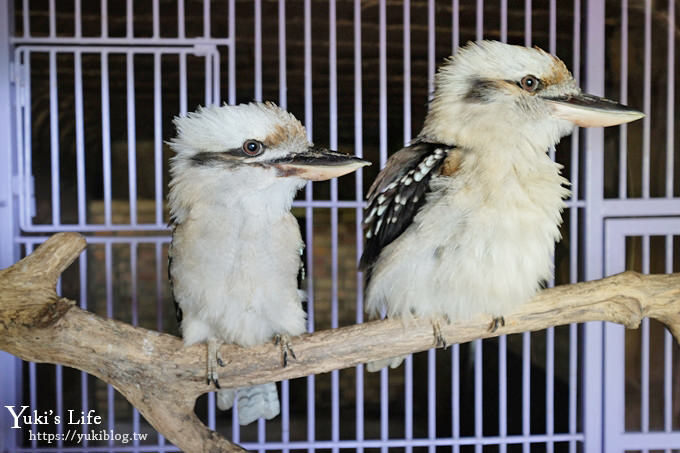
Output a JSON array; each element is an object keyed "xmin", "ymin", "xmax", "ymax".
[
  {"xmin": 242, "ymin": 140, "xmax": 263, "ymax": 156},
  {"xmin": 520, "ymin": 75, "xmax": 540, "ymax": 92}
]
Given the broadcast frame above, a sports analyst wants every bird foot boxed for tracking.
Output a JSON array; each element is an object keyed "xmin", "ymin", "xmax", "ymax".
[
  {"xmin": 207, "ymin": 338, "xmax": 225, "ymax": 389},
  {"xmin": 431, "ymin": 317, "xmax": 449, "ymax": 349},
  {"xmin": 487, "ymin": 316, "xmax": 505, "ymax": 333},
  {"xmin": 274, "ymin": 334, "xmax": 297, "ymax": 367}
]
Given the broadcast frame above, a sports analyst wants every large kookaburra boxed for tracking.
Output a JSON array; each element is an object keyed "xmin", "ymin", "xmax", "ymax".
[
  {"xmin": 168, "ymin": 102, "xmax": 369, "ymax": 424},
  {"xmin": 360, "ymin": 41, "xmax": 644, "ymax": 371}
]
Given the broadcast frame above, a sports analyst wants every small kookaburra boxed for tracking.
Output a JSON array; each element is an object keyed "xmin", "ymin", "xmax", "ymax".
[
  {"xmin": 168, "ymin": 102, "xmax": 369, "ymax": 425},
  {"xmin": 360, "ymin": 41, "xmax": 644, "ymax": 371}
]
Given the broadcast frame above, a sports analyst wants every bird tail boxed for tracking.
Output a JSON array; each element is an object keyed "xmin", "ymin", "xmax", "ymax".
[
  {"xmin": 217, "ymin": 383, "xmax": 280, "ymax": 426},
  {"xmin": 366, "ymin": 355, "xmax": 407, "ymax": 372}
]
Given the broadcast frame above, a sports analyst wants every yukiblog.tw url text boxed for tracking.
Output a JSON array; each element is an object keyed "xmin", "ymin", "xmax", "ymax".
[{"xmin": 28, "ymin": 429, "xmax": 148, "ymax": 445}]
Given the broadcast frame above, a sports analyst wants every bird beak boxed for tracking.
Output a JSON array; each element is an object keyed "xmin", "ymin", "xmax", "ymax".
[
  {"xmin": 270, "ymin": 147, "xmax": 371, "ymax": 181},
  {"xmin": 546, "ymin": 93, "xmax": 645, "ymax": 127}
]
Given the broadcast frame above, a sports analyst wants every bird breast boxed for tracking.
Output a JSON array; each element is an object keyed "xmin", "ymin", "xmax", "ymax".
[
  {"xmin": 171, "ymin": 208, "xmax": 307, "ymax": 347},
  {"xmin": 365, "ymin": 150, "xmax": 570, "ymax": 321}
]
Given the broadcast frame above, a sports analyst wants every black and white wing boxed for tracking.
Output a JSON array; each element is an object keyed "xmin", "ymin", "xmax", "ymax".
[{"xmin": 359, "ymin": 141, "xmax": 454, "ymax": 272}]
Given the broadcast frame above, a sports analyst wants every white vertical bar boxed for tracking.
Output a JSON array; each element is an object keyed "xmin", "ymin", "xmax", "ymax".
[
  {"xmin": 642, "ymin": 0, "xmax": 651, "ymax": 198},
  {"xmin": 49, "ymin": 51, "xmax": 60, "ymax": 226},
  {"xmin": 522, "ymin": 332, "xmax": 531, "ymax": 453},
  {"xmin": 379, "ymin": 0, "xmax": 387, "ymax": 168},
  {"xmin": 426, "ymin": 0, "xmax": 434, "ymax": 98},
  {"xmin": 254, "ymin": 0, "xmax": 262, "ymax": 102},
  {"xmin": 549, "ymin": 0, "xmax": 556, "ymax": 53},
  {"xmin": 75, "ymin": 0, "xmax": 81, "ymax": 37},
  {"xmin": 403, "ymin": 0, "xmax": 411, "ymax": 144},
  {"xmin": 100, "ymin": 0, "xmax": 108, "ymax": 37},
  {"xmin": 179, "ymin": 53, "xmax": 187, "ymax": 115},
  {"xmin": 499, "ymin": 336, "xmax": 507, "ymax": 453},
  {"xmin": 153, "ymin": 53, "xmax": 163, "ymax": 225},
  {"xmin": 452, "ymin": 345, "xmax": 460, "ymax": 453},
  {"xmin": 475, "ymin": 339, "xmax": 483, "ymax": 453},
  {"xmin": 178, "ymin": 0, "xmax": 185, "ymax": 39},
  {"xmin": 619, "ymin": 0, "xmax": 628, "ymax": 199},
  {"xmin": 22, "ymin": 0, "xmax": 29, "ymax": 37},
  {"xmin": 641, "ymin": 236, "xmax": 650, "ymax": 432},
  {"xmin": 152, "ymin": 0, "xmax": 160, "ymax": 38},
  {"xmin": 354, "ymin": 0, "xmax": 364, "ymax": 450},
  {"xmin": 228, "ymin": 0, "xmax": 235, "ymax": 104},
  {"xmin": 583, "ymin": 0, "xmax": 606, "ymax": 451},
  {"xmin": 101, "ymin": 52, "xmax": 112, "ymax": 226},
  {"xmin": 476, "ymin": 0, "xmax": 483, "ymax": 41},
  {"xmin": 452, "ymin": 0, "xmax": 459, "ymax": 51},
  {"xmin": 126, "ymin": 0, "xmax": 133, "ymax": 38},
  {"xmin": 546, "ymin": 328, "xmax": 555, "ymax": 453},
  {"xmin": 48, "ymin": 0, "xmax": 55, "ymax": 37},
  {"xmin": 203, "ymin": 0, "xmax": 210, "ymax": 38},
  {"xmin": 569, "ymin": 323, "xmax": 578, "ymax": 453},
  {"xmin": 524, "ymin": 0, "xmax": 532, "ymax": 47},
  {"xmin": 279, "ymin": 0, "xmax": 287, "ymax": 108},
  {"xmin": 126, "ymin": 52, "xmax": 137, "ymax": 225},
  {"xmin": 427, "ymin": 349, "xmax": 436, "ymax": 453},
  {"xmin": 500, "ymin": 0, "xmax": 507, "ymax": 43},
  {"xmin": 204, "ymin": 52, "xmax": 212, "ymax": 104},
  {"xmin": 74, "ymin": 51, "xmax": 86, "ymax": 225},
  {"xmin": 666, "ymin": 0, "xmax": 675, "ymax": 198},
  {"xmin": 664, "ymin": 235, "xmax": 673, "ymax": 434}
]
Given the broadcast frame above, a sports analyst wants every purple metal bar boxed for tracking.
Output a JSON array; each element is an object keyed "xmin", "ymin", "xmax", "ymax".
[
  {"xmin": 664, "ymin": 235, "xmax": 673, "ymax": 435},
  {"xmin": 228, "ymin": 0, "xmax": 235, "ymax": 104},
  {"xmin": 22, "ymin": 0, "xmax": 28, "ymax": 37},
  {"xmin": 476, "ymin": 0, "xmax": 483, "ymax": 41},
  {"xmin": 154, "ymin": 53, "xmax": 163, "ymax": 225},
  {"xmin": 524, "ymin": 0, "xmax": 531, "ymax": 47},
  {"xmin": 641, "ymin": 235, "xmax": 650, "ymax": 432},
  {"xmin": 405, "ymin": 355, "xmax": 413, "ymax": 453},
  {"xmin": 522, "ymin": 333, "xmax": 531, "ymax": 453},
  {"xmin": 278, "ymin": 0, "xmax": 287, "ymax": 109},
  {"xmin": 583, "ymin": 0, "xmax": 607, "ymax": 451},
  {"xmin": 130, "ymin": 242, "xmax": 141, "ymax": 446},
  {"xmin": 178, "ymin": 0, "xmax": 185, "ymax": 39},
  {"xmin": 79, "ymin": 251, "xmax": 89, "ymax": 447},
  {"xmin": 379, "ymin": 0, "xmax": 387, "ymax": 168},
  {"xmin": 499, "ymin": 336, "xmax": 507, "ymax": 453},
  {"xmin": 203, "ymin": 0, "xmax": 210, "ymax": 38},
  {"xmin": 126, "ymin": 52, "xmax": 138, "ymax": 224},
  {"xmin": 353, "ymin": 1, "xmax": 365, "ymax": 450},
  {"xmin": 549, "ymin": 0, "xmax": 556, "ymax": 53},
  {"xmin": 179, "ymin": 52, "xmax": 187, "ymax": 115},
  {"xmin": 126, "ymin": 0, "xmax": 133, "ymax": 38},
  {"xmin": 49, "ymin": 51, "xmax": 60, "ymax": 225},
  {"xmin": 75, "ymin": 0, "xmax": 81, "ymax": 37},
  {"xmin": 152, "ymin": 0, "xmax": 159, "ymax": 38},
  {"xmin": 427, "ymin": 0, "xmax": 434, "ymax": 97},
  {"xmin": 74, "ymin": 51, "xmax": 86, "ymax": 225},
  {"xmin": 101, "ymin": 52, "xmax": 112, "ymax": 226},
  {"xmin": 100, "ymin": 0, "xmax": 107, "ymax": 37},
  {"xmin": 329, "ymin": 2, "xmax": 340, "ymax": 451},
  {"xmin": 452, "ymin": 0, "xmax": 459, "ymax": 51},
  {"xmin": 642, "ymin": 0, "xmax": 651, "ymax": 198},
  {"xmin": 303, "ymin": 2, "xmax": 315, "ymax": 451},
  {"xmin": 48, "ymin": 0, "xmax": 55, "ymax": 37},
  {"xmin": 403, "ymin": 0, "xmax": 411, "ymax": 144},
  {"xmin": 105, "ymin": 241, "xmax": 114, "ymax": 446},
  {"xmin": 619, "ymin": 0, "xmax": 628, "ymax": 199},
  {"xmin": 666, "ymin": 0, "xmax": 675, "ymax": 198},
  {"xmin": 452, "ymin": 345, "xmax": 460, "ymax": 453},
  {"xmin": 475, "ymin": 339, "xmax": 483, "ymax": 453},
  {"xmin": 254, "ymin": 0, "xmax": 262, "ymax": 102},
  {"xmin": 427, "ymin": 350, "xmax": 436, "ymax": 452},
  {"xmin": 500, "ymin": 0, "xmax": 507, "ymax": 43}
]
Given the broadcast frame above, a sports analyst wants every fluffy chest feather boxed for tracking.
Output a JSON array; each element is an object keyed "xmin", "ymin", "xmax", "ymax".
[
  {"xmin": 366, "ymin": 150, "xmax": 570, "ymax": 320},
  {"xmin": 169, "ymin": 179, "xmax": 307, "ymax": 347}
]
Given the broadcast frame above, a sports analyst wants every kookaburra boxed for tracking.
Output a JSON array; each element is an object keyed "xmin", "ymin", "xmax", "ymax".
[
  {"xmin": 360, "ymin": 41, "xmax": 644, "ymax": 371},
  {"xmin": 168, "ymin": 102, "xmax": 369, "ymax": 425}
]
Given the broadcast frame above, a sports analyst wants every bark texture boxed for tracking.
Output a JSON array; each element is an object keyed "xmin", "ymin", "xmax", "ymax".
[{"xmin": 1, "ymin": 233, "xmax": 679, "ymax": 452}]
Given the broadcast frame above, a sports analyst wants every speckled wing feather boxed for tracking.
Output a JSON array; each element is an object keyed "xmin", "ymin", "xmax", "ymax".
[{"xmin": 360, "ymin": 141, "xmax": 454, "ymax": 273}]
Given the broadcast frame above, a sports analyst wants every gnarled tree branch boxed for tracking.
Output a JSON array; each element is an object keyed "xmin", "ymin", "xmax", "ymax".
[{"xmin": 0, "ymin": 233, "xmax": 679, "ymax": 452}]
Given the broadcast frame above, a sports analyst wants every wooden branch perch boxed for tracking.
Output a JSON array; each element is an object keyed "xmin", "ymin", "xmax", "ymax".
[{"xmin": 1, "ymin": 233, "xmax": 679, "ymax": 452}]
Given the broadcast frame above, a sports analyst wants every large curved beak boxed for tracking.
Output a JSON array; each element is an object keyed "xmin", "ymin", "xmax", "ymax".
[
  {"xmin": 547, "ymin": 93, "xmax": 645, "ymax": 127},
  {"xmin": 270, "ymin": 147, "xmax": 371, "ymax": 181}
]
